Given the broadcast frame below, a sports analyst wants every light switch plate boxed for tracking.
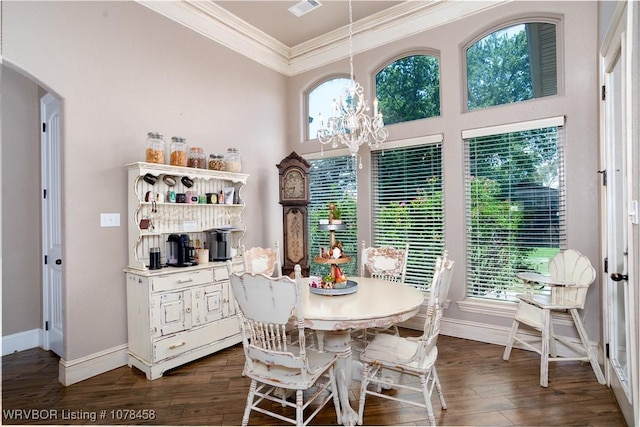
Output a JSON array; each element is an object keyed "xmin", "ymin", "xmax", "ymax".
[{"xmin": 100, "ymin": 213, "xmax": 120, "ymax": 227}]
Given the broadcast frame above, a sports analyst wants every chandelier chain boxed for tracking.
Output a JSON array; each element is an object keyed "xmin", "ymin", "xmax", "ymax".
[
  {"xmin": 315, "ymin": 0, "xmax": 388, "ymax": 168},
  {"xmin": 349, "ymin": 0, "xmax": 354, "ymax": 83}
]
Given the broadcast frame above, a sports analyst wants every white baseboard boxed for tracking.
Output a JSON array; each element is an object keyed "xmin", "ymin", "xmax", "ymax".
[
  {"xmin": 58, "ymin": 344, "xmax": 129, "ymax": 386},
  {"xmin": 2, "ymin": 329, "xmax": 41, "ymax": 356}
]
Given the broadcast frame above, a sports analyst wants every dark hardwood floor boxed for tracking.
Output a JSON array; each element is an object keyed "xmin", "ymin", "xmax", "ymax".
[{"xmin": 2, "ymin": 333, "xmax": 626, "ymax": 426}]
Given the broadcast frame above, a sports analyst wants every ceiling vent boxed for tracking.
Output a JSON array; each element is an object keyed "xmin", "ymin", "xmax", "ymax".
[{"xmin": 288, "ymin": 0, "xmax": 323, "ymax": 17}]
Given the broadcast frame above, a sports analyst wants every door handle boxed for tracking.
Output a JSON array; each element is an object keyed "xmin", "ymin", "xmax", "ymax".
[
  {"xmin": 610, "ymin": 272, "xmax": 628, "ymax": 282},
  {"xmin": 55, "ymin": 259, "xmax": 62, "ymax": 265}
]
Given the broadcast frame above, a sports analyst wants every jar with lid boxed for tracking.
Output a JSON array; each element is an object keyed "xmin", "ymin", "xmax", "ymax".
[
  {"xmin": 170, "ymin": 136, "xmax": 187, "ymax": 167},
  {"xmin": 224, "ymin": 148, "xmax": 242, "ymax": 172},
  {"xmin": 187, "ymin": 146, "xmax": 206, "ymax": 169},
  {"xmin": 208, "ymin": 154, "xmax": 225, "ymax": 171},
  {"xmin": 145, "ymin": 132, "xmax": 166, "ymax": 164}
]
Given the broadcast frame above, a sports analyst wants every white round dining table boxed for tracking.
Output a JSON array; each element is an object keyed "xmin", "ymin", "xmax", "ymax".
[{"xmin": 301, "ymin": 276, "xmax": 424, "ymax": 426}]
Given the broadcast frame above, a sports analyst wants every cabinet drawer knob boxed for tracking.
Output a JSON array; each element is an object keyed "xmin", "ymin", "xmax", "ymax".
[
  {"xmin": 178, "ymin": 278, "xmax": 193, "ymax": 284},
  {"xmin": 185, "ymin": 307, "xmax": 192, "ymax": 313},
  {"xmin": 169, "ymin": 341, "xmax": 186, "ymax": 349}
]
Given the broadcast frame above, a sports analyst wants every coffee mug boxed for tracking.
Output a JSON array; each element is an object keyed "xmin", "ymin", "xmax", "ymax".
[
  {"xmin": 143, "ymin": 173, "xmax": 157, "ymax": 185},
  {"xmin": 162, "ymin": 175, "xmax": 177, "ymax": 186},
  {"xmin": 181, "ymin": 176, "xmax": 194, "ymax": 188},
  {"xmin": 195, "ymin": 249, "xmax": 209, "ymax": 265}
]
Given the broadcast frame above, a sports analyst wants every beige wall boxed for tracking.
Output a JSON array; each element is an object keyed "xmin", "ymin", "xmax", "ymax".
[
  {"xmin": 1, "ymin": 65, "xmax": 42, "ymax": 336},
  {"xmin": 1, "ymin": 1, "xmax": 287, "ymax": 360},
  {"xmin": 287, "ymin": 2, "xmax": 602, "ymax": 338}
]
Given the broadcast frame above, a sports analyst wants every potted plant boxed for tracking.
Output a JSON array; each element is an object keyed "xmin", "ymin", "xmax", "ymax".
[{"xmin": 331, "ymin": 206, "xmax": 342, "ymax": 224}]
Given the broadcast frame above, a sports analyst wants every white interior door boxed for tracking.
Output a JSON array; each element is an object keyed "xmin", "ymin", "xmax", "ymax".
[
  {"xmin": 41, "ymin": 93, "xmax": 64, "ymax": 358},
  {"xmin": 600, "ymin": 2, "xmax": 637, "ymax": 425}
]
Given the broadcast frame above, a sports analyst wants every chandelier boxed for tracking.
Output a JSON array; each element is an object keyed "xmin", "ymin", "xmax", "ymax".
[{"xmin": 316, "ymin": 0, "xmax": 388, "ymax": 168}]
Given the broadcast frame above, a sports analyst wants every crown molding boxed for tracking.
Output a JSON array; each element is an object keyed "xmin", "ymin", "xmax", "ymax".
[
  {"xmin": 137, "ymin": 0, "xmax": 508, "ymax": 77},
  {"xmin": 137, "ymin": 0, "xmax": 292, "ymax": 74}
]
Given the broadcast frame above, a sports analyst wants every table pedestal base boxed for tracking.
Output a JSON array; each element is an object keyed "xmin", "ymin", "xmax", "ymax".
[{"xmin": 322, "ymin": 330, "xmax": 360, "ymax": 426}]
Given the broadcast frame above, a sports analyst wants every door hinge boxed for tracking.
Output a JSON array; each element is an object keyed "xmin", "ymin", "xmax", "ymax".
[
  {"xmin": 45, "ymin": 321, "xmax": 49, "ymax": 331},
  {"xmin": 605, "ymin": 343, "xmax": 609, "ymax": 358},
  {"xmin": 43, "ymin": 189, "xmax": 47, "ymax": 199},
  {"xmin": 44, "ymin": 255, "xmax": 48, "ymax": 265},
  {"xmin": 597, "ymin": 170, "xmax": 607, "ymax": 186},
  {"xmin": 604, "ymin": 257, "xmax": 608, "ymax": 273},
  {"xmin": 42, "ymin": 123, "xmax": 46, "ymax": 132},
  {"xmin": 601, "ymin": 85, "xmax": 606, "ymax": 101}
]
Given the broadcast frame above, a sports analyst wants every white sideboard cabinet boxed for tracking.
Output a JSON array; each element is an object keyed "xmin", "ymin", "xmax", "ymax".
[{"xmin": 124, "ymin": 162, "xmax": 247, "ymax": 380}]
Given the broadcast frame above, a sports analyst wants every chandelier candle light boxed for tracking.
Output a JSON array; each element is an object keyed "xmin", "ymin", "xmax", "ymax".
[{"xmin": 316, "ymin": 0, "xmax": 388, "ymax": 168}]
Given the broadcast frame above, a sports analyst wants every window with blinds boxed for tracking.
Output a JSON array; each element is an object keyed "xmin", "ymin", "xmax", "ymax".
[
  {"xmin": 308, "ymin": 155, "xmax": 358, "ymax": 276},
  {"xmin": 371, "ymin": 142, "xmax": 444, "ymax": 290},
  {"xmin": 463, "ymin": 117, "xmax": 566, "ymax": 301}
]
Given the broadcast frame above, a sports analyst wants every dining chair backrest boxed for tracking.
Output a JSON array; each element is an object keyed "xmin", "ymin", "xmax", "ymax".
[
  {"xmin": 427, "ymin": 251, "xmax": 455, "ymax": 308},
  {"xmin": 242, "ymin": 241, "xmax": 282, "ymax": 277},
  {"xmin": 227, "ymin": 263, "xmax": 308, "ymax": 372},
  {"xmin": 547, "ymin": 249, "xmax": 595, "ymax": 309},
  {"xmin": 420, "ymin": 298, "xmax": 445, "ymax": 359},
  {"xmin": 417, "ymin": 252, "xmax": 454, "ymax": 353},
  {"xmin": 360, "ymin": 241, "xmax": 409, "ymax": 283}
]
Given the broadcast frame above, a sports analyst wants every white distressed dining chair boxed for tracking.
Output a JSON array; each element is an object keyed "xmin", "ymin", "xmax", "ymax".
[
  {"xmin": 242, "ymin": 242, "xmax": 319, "ymax": 348},
  {"xmin": 355, "ymin": 241, "xmax": 410, "ymax": 342},
  {"xmin": 502, "ymin": 249, "xmax": 606, "ymax": 387},
  {"xmin": 227, "ymin": 263, "xmax": 341, "ymax": 427},
  {"xmin": 357, "ymin": 253, "xmax": 454, "ymax": 426},
  {"xmin": 241, "ymin": 241, "xmax": 282, "ymax": 277},
  {"xmin": 360, "ymin": 240, "xmax": 409, "ymax": 283}
]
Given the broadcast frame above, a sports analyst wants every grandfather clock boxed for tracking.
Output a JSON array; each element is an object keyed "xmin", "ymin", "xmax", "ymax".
[{"xmin": 277, "ymin": 152, "xmax": 311, "ymax": 277}]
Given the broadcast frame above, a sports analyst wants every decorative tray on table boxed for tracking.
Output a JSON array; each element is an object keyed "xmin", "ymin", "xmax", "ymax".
[{"xmin": 309, "ymin": 280, "xmax": 358, "ymax": 296}]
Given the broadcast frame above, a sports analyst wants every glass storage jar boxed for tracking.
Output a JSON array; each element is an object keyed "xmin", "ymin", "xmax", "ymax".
[
  {"xmin": 145, "ymin": 132, "xmax": 166, "ymax": 164},
  {"xmin": 187, "ymin": 146, "xmax": 206, "ymax": 169},
  {"xmin": 170, "ymin": 136, "xmax": 187, "ymax": 167},
  {"xmin": 224, "ymin": 148, "xmax": 242, "ymax": 172},
  {"xmin": 208, "ymin": 154, "xmax": 225, "ymax": 171}
]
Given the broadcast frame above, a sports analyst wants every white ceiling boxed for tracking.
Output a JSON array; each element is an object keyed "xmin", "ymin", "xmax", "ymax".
[
  {"xmin": 213, "ymin": 1, "xmax": 405, "ymax": 48},
  {"xmin": 137, "ymin": 0, "xmax": 507, "ymax": 76}
]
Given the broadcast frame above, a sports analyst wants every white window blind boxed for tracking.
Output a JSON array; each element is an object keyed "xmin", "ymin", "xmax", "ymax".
[
  {"xmin": 464, "ymin": 120, "xmax": 566, "ymax": 301},
  {"xmin": 371, "ymin": 143, "xmax": 444, "ymax": 290},
  {"xmin": 307, "ymin": 155, "xmax": 358, "ymax": 276}
]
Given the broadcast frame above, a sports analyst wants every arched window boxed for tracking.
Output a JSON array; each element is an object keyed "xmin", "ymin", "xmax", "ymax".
[
  {"xmin": 307, "ymin": 77, "xmax": 351, "ymax": 141},
  {"xmin": 375, "ymin": 54, "xmax": 440, "ymax": 126},
  {"xmin": 465, "ymin": 21, "xmax": 558, "ymax": 111}
]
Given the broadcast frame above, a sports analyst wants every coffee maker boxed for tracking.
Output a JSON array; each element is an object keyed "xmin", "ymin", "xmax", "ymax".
[
  {"xmin": 167, "ymin": 234, "xmax": 193, "ymax": 267},
  {"xmin": 204, "ymin": 228, "xmax": 232, "ymax": 261}
]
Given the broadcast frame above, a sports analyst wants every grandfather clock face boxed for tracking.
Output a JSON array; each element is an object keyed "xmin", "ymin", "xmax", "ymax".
[{"xmin": 283, "ymin": 169, "xmax": 306, "ymax": 200}]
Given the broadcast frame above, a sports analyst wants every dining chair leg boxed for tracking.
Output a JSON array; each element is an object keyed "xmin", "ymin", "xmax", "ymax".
[
  {"xmin": 420, "ymin": 374, "xmax": 436, "ymax": 426},
  {"xmin": 540, "ymin": 309, "xmax": 551, "ymax": 387},
  {"xmin": 295, "ymin": 390, "xmax": 303, "ymax": 426},
  {"xmin": 432, "ymin": 366, "xmax": 447, "ymax": 410},
  {"xmin": 570, "ymin": 308, "xmax": 606, "ymax": 384},
  {"xmin": 548, "ymin": 313, "xmax": 558, "ymax": 358},
  {"xmin": 357, "ymin": 363, "xmax": 372, "ymax": 425},
  {"xmin": 242, "ymin": 380, "xmax": 257, "ymax": 427},
  {"xmin": 502, "ymin": 318, "xmax": 519, "ymax": 360}
]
